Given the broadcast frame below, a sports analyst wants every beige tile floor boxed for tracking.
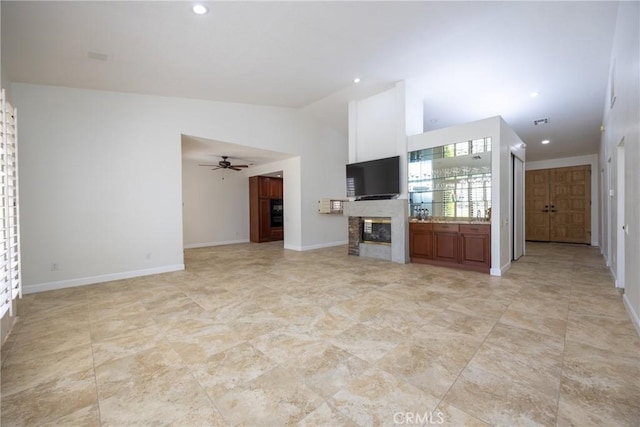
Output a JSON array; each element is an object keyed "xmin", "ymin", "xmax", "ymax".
[{"xmin": 1, "ymin": 242, "xmax": 639, "ymax": 426}]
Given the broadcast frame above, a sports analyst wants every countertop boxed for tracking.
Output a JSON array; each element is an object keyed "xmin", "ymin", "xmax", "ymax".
[{"xmin": 409, "ymin": 219, "xmax": 491, "ymax": 224}]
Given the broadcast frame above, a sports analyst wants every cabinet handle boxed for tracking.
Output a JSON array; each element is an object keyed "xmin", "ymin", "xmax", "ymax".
[{"xmin": 542, "ymin": 209, "xmax": 549, "ymax": 212}]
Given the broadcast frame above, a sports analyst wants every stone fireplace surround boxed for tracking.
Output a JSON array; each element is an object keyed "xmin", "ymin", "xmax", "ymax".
[{"xmin": 343, "ymin": 199, "xmax": 409, "ymax": 264}]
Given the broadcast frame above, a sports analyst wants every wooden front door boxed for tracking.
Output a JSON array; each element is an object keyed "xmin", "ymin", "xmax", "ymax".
[
  {"xmin": 525, "ymin": 165, "xmax": 591, "ymax": 244},
  {"xmin": 525, "ymin": 169, "xmax": 550, "ymax": 241}
]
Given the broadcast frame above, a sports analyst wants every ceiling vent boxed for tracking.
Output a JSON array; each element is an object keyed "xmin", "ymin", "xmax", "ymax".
[{"xmin": 533, "ymin": 118, "xmax": 549, "ymax": 125}]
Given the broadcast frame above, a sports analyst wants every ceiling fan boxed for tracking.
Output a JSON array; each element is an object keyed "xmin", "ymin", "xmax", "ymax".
[{"xmin": 199, "ymin": 156, "xmax": 250, "ymax": 171}]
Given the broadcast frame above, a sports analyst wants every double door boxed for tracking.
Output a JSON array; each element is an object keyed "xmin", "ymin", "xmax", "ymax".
[{"xmin": 525, "ymin": 165, "xmax": 590, "ymax": 244}]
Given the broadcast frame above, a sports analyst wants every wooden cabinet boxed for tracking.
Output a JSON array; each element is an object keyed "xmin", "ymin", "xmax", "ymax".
[
  {"xmin": 460, "ymin": 224, "xmax": 491, "ymax": 269},
  {"xmin": 409, "ymin": 222, "xmax": 433, "ymax": 259},
  {"xmin": 250, "ymin": 176, "xmax": 283, "ymax": 243},
  {"xmin": 258, "ymin": 176, "xmax": 283, "ymax": 199},
  {"xmin": 433, "ymin": 224, "xmax": 459, "ymax": 263},
  {"xmin": 410, "ymin": 222, "xmax": 490, "ymax": 273}
]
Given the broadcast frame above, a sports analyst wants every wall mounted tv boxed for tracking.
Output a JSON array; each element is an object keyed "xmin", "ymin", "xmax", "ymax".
[{"xmin": 346, "ymin": 155, "xmax": 400, "ymax": 200}]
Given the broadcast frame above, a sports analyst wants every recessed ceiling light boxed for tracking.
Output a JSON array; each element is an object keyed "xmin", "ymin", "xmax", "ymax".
[
  {"xmin": 541, "ymin": 139, "xmax": 550, "ymax": 145},
  {"xmin": 192, "ymin": 4, "xmax": 208, "ymax": 15},
  {"xmin": 530, "ymin": 91, "xmax": 539, "ymax": 98},
  {"xmin": 353, "ymin": 78, "xmax": 361, "ymax": 84}
]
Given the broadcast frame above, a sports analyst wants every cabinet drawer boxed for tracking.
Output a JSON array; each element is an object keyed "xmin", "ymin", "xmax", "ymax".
[
  {"xmin": 410, "ymin": 222, "xmax": 433, "ymax": 232},
  {"xmin": 433, "ymin": 223, "xmax": 459, "ymax": 232},
  {"xmin": 460, "ymin": 224, "xmax": 490, "ymax": 234}
]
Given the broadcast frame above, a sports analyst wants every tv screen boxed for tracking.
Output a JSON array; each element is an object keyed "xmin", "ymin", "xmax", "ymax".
[{"xmin": 346, "ymin": 155, "xmax": 400, "ymax": 200}]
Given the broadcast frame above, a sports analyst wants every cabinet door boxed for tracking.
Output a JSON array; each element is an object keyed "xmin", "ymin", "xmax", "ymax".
[
  {"xmin": 259, "ymin": 177, "xmax": 271, "ymax": 198},
  {"xmin": 270, "ymin": 227, "xmax": 284, "ymax": 241},
  {"xmin": 433, "ymin": 231, "xmax": 459, "ymax": 263},
  {"xmin": 259, "ymin": 198, "xmax": 271, "ymax": 241},
  {"xmin": 410, "ymin": 223, "xmax": 433, "ymax": 260},
  {"xmin": 269, "ymin": 177, "xmax": 283, "ymax": 198},
  {"xmin": 460, "ymin": 230, "xmax": 490, "ymax": 268},
  {"xmin": 411, "ymin": 230, "xmax": 433, "ymax": 259}
]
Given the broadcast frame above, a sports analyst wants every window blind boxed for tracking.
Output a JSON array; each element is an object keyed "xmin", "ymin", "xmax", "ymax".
[{"xmin": 0, "ymin": 88, "xmax": 21, "ymax": 318}]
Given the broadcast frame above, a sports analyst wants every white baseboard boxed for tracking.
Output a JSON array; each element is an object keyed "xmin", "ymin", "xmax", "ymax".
[
  {"xmin": 301, "ymin": 240, "xmax": 348, "ymax": 251},
  {"xmin": 23, "ymin": 264, "xmax": 185, "ymax": 294},
  {"xmin": 623, "ymin": 293, "xmax": 640, "ymax": 337},
  {"xmin": 284, "ymin": 240, "xmax": 347, "ymax": 252},
  {"xmin": 490, "ymin": 261, "xmax": 512, "ymax": 277},
  {"xmin": 184, "ymin": 239, "xmax": 249, "ymax": 249}
]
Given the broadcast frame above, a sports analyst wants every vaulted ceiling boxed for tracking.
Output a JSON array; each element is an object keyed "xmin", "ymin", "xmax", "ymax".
[{"xmin": 2, "ymin": 1, "xmax": 619, "ymax": 162}]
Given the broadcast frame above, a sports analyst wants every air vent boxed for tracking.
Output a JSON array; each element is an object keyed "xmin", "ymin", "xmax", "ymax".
[
  {"xmin": 533, "ymin": 118, "xmax": 549, "ymax": 125},
  {"xmin": 87, "ymin": 51, "xmax": 109, "ymax": 61}
]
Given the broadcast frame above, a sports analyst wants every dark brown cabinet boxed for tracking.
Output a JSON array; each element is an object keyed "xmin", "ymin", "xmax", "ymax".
[
  {"xmin": 250, "ymin": 176, "xmax": 283, "ymax": 243},
  {"xmin": 409, "ymin": 222, "xmax": 433, "ymax": 259},
  {"xmin": 460, "ymin": 224, "xmax": 491, "ymax": 269},
  {"xmin": 410, "ymin": 222, "xmax": 490, "ymax": 273},
  {"xmin": 433, "ymin": 224, "xmax": 459, "ymax": 263},
  {"xmin": 258, "ymin": 176, "xmax": 283, "ymax": 199}
]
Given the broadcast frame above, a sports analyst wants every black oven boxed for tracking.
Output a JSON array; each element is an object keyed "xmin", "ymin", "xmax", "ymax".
[{"xmin": 270, "ymin": 199, "xmax": 283, "ymax": 228}]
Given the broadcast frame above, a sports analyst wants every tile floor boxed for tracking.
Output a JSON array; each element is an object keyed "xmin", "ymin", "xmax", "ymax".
[{"xmin": 1, "ymin": 242, "xmax": 639, "ymax": 426}]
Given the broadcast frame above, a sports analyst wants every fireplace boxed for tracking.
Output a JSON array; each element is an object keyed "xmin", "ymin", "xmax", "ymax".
[
  {"xmin": 362, "ymin": 218, "xmax": 391, "ymax": 244},
  {"xmin": 343, "ymin": 199, "xmax": 409, "ymax": 264}
]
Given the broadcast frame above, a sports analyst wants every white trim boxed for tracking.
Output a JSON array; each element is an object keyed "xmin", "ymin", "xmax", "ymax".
[
  {"xmin": 284, "ymin": 240, "xmax": 347, "ymax": 252},
  {"xmin": 22, "ymin": 264, "xmax": 185, "ymax": 294},
  {"xmin": 491, "ymin": 261, "xmax": 512, "ymax": 277},
  {"xmin": 184, "ymin": 239, "xmax": 249, "ymax": 249},
  {"xmin": 623, "ymin": 293, "xmax": 640, "ymax": 337}
]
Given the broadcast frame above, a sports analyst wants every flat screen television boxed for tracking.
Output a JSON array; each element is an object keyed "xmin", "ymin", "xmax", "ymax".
[{"xmin": 346, "ymin": 155, "xmax": 400, "ymax": 200}]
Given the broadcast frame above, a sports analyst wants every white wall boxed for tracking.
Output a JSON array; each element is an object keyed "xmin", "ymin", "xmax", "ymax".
[
  {"xmin": 348, "ymin": 81, "xmax": 422, "ymax": 199},
  {"xmin": 600, "ymin": 1, "xmax": 640, "ymax": 334},
  {"xmin": 408, "ymin": 116, "xmax": 525, "ymax": 276},
  {"xmin": 14, "ymin": 83, "xmax": 347, "ymax": 293},
  {"xmin": 182, "ymin": 157, "xmax": 250, "ymax": 248},
  {"xmin": 525, "ymin": 154, "xmax": 599, "ymax": 247},
  {"xmin": 349, "ymin": 88, "xmax": 400, "ymax": 163}
]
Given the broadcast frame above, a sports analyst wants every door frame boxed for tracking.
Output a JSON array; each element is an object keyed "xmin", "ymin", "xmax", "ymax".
[
  {"xmin": 511, "ymin": 154, "xmax": 525, "ymax": 260},
  {"xmin": 616, "ymin": 139, "xmax": 625, "ymax": 288}
]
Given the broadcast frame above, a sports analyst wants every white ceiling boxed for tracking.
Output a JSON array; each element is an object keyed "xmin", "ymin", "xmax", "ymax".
[
  {"xmin": 181, "ymin": 134, "xmax": 294, "ymax": 165},
  {"xmin": 2, "ymin": 1, "xmax": 620, "ymax": 163}
]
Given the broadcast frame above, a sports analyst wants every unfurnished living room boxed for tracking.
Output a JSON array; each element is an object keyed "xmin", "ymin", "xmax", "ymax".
[{"xmin": 0, "ymin": 1, "xmax": 639, "ymax": 426}]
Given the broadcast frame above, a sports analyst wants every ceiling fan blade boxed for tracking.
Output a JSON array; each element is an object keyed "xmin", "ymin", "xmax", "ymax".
[
  {"xmin": 210, "ymin": 167, "xmax": 223, "ymax": 171},
  {"xmin": 231, "ymin": 164, "xmax": 249, "ymax": 168},
  {"xmin": 229, "ymin": 167, "xmax": 242, "ymax": 171}
]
